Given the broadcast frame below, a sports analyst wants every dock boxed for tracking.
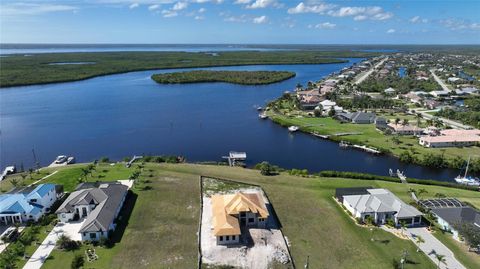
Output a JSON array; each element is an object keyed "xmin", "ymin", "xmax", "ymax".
[
  {"xmin": 0, "ymin": 166, "xmax": 16, "ymax": 181},
  {"xmin": 339, "ymin": 141, "xmax": 381, "ymax": 154},
  {"xmin": 222, "ymin": 151, "xmax": 246, "ymax": 167}
]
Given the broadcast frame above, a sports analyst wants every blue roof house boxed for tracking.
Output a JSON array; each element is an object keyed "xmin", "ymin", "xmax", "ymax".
[{"xmin": 0, "ymin": 184, "xmax": 58, "ymax": 224}]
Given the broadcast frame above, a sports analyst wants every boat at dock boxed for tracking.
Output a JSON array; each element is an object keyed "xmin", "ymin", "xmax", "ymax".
[
  {"xmin": 259, "ymin": 113, "xmax": 268, "ymax": 119},
  {"xmin": 67, "ymin": 156, "xmax": 76, "ymax": 164},
  {"xmin": 54, "ymin": 155, "xmax": 68, "ymax": 164},
  {"xmin": 0, "ymin": 166, "xmax": 16, "ymax": 181},
  {"xmin": 288, "ymin": 126, "xmax": 299, "ymax": 132},
  {"xmin": 455, "ymin": 156, "xmax": 480, "ymax": 186}
]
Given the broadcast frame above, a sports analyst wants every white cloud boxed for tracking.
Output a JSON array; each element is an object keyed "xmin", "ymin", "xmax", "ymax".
[
  {"xmin": 0, "ymin": 3, "xmax": 78, "ymax": 16},
  {"xmin": 162, "ymin": 9, "xmax": 178, "ymax": 17},
  {"xmin": 440, "ymin": 18, "xmax": 480, "ymax": 31},
  {"xmin": 129, "ymin": 3, "xmax": 139, "ymax": 9},
  {"xmin": 194, "ymin": 15, "xmax": 204, "ymax": 20},
  {"xmin": 234, "ymin": 0, "xmax": 252, "ymax": 4},
  {"xmin": 198, "ymin": 8, "xmax": 206, "ymax": 13},
  {"xmin": 327, "ymin": 6, "xmax": 393, "ymax": 21},
  {"xmin": 253, "ymin": 15, "xmax": 268, "ymax": 24},
  {"xmin": 386, "ymin": 28, "xmax": 396, "ymax": 34},
  {"xmin": 287, "ymin": 2, "xmax": 336, "ymax": 14},
  {"xmin": 172, "ymin": 2, "xmax": 188, "ymax": 11},
  {"xmin": 224, "ymin": 14, "xmax": 248, "ymax": 23},
  {"xmin": 192, "ymin": 0, "xmax": 223, "ymax": 3},
  {"xmin": 314, "ymin": 22, "xmax": 336, "ymax": 29},
  {"xmin": 409, "ymin": 16, "xmax": 428, "ymax": 23},
  {"xmin": 353, "ymin": 15, "xmax": 367, "ymax": 21},
  {"xmin": 148, "ymin": 4, "xmax": 160, "ymax": 10},
  {"xmin": 247, "ymin": 0, "xmax": 281, "ymax": 9}
]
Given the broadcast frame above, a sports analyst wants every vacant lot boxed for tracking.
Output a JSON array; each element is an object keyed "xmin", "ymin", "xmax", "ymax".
[{"xmin": 3, "ymin": 163, "xmax": 478, "ymax": 268}]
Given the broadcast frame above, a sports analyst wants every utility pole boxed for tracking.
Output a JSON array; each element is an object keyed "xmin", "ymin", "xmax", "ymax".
[{"xmin": 304, "ymin": 255, "xmax": 309, "ymax": 269}]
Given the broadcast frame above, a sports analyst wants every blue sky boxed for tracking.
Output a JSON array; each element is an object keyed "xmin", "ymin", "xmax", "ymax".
[{"xmin": 1, "ymin": 0, "xmax": 479, "ymax": 44}]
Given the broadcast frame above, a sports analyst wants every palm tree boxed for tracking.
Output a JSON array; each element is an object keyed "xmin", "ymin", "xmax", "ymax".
[
  {"xmin": 395, "ymin": 118, "xmax": 401, "ymax": 125},
  {"xmin": 434, "ymin": 253, "xmax": 446, "ymax": 268},
  {"xmin": 10, "ymin": 178, "xmax": 19, "ymax": 188},
  {"xmin": 415, "ymin": 113, "xmax": 422, "ymax": 126},
  {"xmin": 417, "ymin": 188, "xmax": 428, "ymax": 199},
  {"xmin": 415, "ymin": 235, "xmax": 425, "ymax": 252},
  {"xmin": 400, "ymin": 221, "xmax": 408, "ymax": 236},
  {"xmin": 402, "ymin": 119, "xmax": 409, "ymax": 126},
  {"xmin": 426, "ymin": 119, "xmax": 433, "ymax": 127}
]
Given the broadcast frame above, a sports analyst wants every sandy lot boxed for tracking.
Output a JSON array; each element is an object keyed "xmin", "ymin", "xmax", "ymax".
[{"xmin": 201, "ymin": 188, "xmax": 291, "ymax": 269}]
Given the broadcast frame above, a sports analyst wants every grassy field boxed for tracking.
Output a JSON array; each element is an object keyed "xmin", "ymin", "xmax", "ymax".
[
  {"xmin": 267, "ymin": 113, "xmax": 479, "ymax": 167},
  {"xmin": 0, "ymin": 51, "xmax": 378, "ymax": 87},
  {"xmin": 151, "ymin": 70, "xmax": 296, "ymax": 85},
  {"xmin": 3, "ymin": 163, "xmax": 479, "ymax": 268}
]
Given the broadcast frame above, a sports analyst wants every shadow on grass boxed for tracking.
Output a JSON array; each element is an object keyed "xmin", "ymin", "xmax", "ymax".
[{"xmin": 108, "ymin": 190, "xmax": 138, "ymax": 246}]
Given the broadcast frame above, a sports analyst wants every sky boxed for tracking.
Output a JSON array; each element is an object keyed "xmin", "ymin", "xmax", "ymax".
[{"xmin": 0, "ymin": 0, "xmax": 479, "ymax": 44}]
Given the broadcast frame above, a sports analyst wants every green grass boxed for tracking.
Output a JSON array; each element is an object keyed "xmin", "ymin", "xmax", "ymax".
[
  {"xmin": 433, "ymin": 231, "xmax": 480, "ymax": 269},
  {"xmin": 267, "ymin": 113, "xmax": 479, "ymax": 167},
  {"xmin": 4, "ymin": 163, "xmax": 478, "ymax": 268},
  {"xmin": 0, "ymin": 51, "xmax": 378, "ymax": 87},
  {"xmin": 151, "ymin": 70, "xmax": 296, "ymax": 85}
]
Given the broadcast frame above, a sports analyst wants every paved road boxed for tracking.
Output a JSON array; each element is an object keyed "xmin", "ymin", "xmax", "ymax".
[
  {"xmin": 430, "ymin": 69, "xmax": 452, "ymax": 92},
  {"xmin": 407, "ymin": 227, "xmax": 466, "ymax": 269},
  {"xmin": 354, "ymin": 57, "xmax": 388, "ymax": 85},
  {"xmin": 411, "ymin": 109, "xmax": 473, "ymax": 130}
]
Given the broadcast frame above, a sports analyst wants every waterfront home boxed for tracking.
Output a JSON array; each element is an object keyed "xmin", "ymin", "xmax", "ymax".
[
  {"xmin": 0, "ymin": 184, "xmax": 58, "ymax": 224},
  {"xmin": 384, "ymin": 87, "xmax": 396, "ymax": 95},
  {"xmin": 374, "ymin": 117, "xmax": 388, "ymax": 131},
  {"xmin": 387, "ymin": 123, "xmax": 423, "ymax": 135},
  {"xmin": 211, "ymin": 192, "xmax": 269, "ymax": 245},
  {"xmin": 319, "ymin": 85, "xmax": 335, "ymax": 95},
  {"xmin": 404, "ymin": 92, "xmax": 423, "ymax": 104},
  {"xmin": 448, "ymin": 77, "xmax": 462, "ymax": 83},
  {"xmin": 336, "ymin": 187, "xmax": 423, "ymax": 227},
  {"xmin": 296, "ymin": 89, "xmax": 322, "ymax": 109},
  {"xmin": 431, "ymin": 90, "xmax": 450, "ymax": 98},
  {"xmin": 419, "ymin": 129, "xmax": 480, "ymax": 148},
  {"xmin": 335, "ymin": 111, "xmax": 377, "ymax": 124},
  {"xmin": 423, "ymin": 99, "xmax": 440, "ymax": 110},
  {"xmin": 56, "ymin": 182, "xmax": 128, "ymax": 241},
  {"xmin": 457, "ymin": 87, "xmax": 479, "ymax": 95},
  {"xmin": 419, "ymin": 198, "xmax": 480, "ymax": 240},
  {"xmin": 319, "ymin": 99, "xmax": 343, "ymax": 114}
]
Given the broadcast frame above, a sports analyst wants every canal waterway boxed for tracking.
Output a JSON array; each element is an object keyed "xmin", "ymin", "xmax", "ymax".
[{"xmin": 0, "ymin": 59, "xmax": 460, "ymax": 181}]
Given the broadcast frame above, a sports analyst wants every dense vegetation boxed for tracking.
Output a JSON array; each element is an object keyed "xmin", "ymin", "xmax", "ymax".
[
  {"xmin": 151, "ymin": 70, "xmax": 295, "ymax": 85},
  {"xmin": 336, "ymin": 95, "xmax": 396, "ymax": 109},
  {"xmin": 435, "ymin": 97, "xmax": 480, "ymax": 128},
  {"xmin": 357, "ymin": 71, "xmax": 440, "ymax": 93},
  {"xmin": 0, "ymin": 51, "xmax": 378, "ymax": 87}
]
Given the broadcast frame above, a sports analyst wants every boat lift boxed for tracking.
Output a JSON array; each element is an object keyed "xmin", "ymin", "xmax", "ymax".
[{"xmin": 222, "ymin": 151, "xmax": 247, "ymax": 167}]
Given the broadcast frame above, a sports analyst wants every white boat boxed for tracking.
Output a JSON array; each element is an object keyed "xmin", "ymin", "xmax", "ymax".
[
  {"xmin": 67, "ymin": 156, "xmax": 76, "ymax": 164},
  {"xmin": 259, "ymin": 113, "xmax": 268, "ymax": 119},
  {"xmin": 454, "ymin": 156, "xmax": 480, "ymax": 186},
  {"xmin": 54, "ymin": 155, "xmax": 68, "ymax": 164},
  {"xmin": 288, "ymin": 126, "xmax": 299, "ymax": 132}
]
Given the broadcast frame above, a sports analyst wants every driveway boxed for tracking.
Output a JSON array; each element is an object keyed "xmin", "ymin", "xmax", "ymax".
[
  {"xmin": 23, "ymin": 220, "xmax": 84, "ymax": 269},
  {"xmin": 407, "ymin": 227, "xmax": 466, "ymax": 269}
]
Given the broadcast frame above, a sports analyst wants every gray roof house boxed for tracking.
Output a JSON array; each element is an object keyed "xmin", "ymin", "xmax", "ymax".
[
  {"xmin": 335, "ymin": 112, "xmax": 377, "ymax": 124},
  {"xmin": 56, "ymin": 182, "xmax": 128, "ymax": 241},
  {"xmin": 419, "ymin": 198, "xmax": 480, "ymax": 240},
  {"xmin": 340, "ymin": 188, "xmax": 422, "ymax": 226}
]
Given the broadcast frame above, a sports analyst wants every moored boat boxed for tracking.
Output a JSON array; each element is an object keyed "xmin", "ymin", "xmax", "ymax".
[
  {"xmin": 454, "ymin": 156, "xmax": 480, "ymax": 186},
  {"xmin": 288, "ymin": 126, "xmax": 299, "ymax": 132}
]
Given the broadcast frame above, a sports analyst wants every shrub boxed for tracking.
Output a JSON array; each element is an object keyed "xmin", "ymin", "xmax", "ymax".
[
  {"xmin": 100, "ymin": 157, "xmax": 110, "ymax": 163},
  {"xmin": 71, "ymin": 254, "xmax": 84, "ymax": 269},
  {"xmin": 57, "ymin": 235, "xmax": 80, "ymax": 251}
]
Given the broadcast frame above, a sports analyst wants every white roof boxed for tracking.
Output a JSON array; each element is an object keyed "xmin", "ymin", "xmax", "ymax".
[
  {"xmin": 343, "ymin": 188, "xmax": 422, "ymax": 218},
  {"xmin": 320, "ymin": 100, "xmax": 336, "ymax": 106}
]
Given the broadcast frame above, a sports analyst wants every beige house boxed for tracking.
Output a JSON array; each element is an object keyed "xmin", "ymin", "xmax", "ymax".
[{"xmin": 211, "ymin": 192, "xmax": 269, "ymax": 245}]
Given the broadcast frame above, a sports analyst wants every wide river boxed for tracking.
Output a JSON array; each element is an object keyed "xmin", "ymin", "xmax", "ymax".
[{"xmin": 0, "ymin": 58, "xmax": 460, "ymax": 181}]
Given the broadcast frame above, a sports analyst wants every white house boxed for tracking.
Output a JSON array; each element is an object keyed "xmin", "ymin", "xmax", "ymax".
[
  {"xmin": 338, "ymin": 188, "xmax": 422, "ymax": 227},
  {"xmin": 384, "ymin": 87, "xmax": 396, "ymax": 95},
  {"xmin": 56, "ymin": 182, "xmax": 128, "ymax": 241},
  {"xmin": 0, "ymin": 184, "xmax": 58, "ymax": 224},
  {"xmin": 211, "ymin": 192, "xmax": 269, "ymax": 245}
]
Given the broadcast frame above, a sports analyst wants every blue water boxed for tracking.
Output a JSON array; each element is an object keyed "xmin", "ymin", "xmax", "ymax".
[
  {"xmin": 0, "ymin": 44, "xmax": 289, "ymax": 55},
  {"xmin": 398, "ymin": 67, "xmax": 406, "ymax": 78},
  {"xmin": 0, "ymin": 59, "xmax": 459, "ymax": 181}
]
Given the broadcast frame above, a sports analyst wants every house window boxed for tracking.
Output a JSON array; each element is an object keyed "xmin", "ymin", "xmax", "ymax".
[
  {"xmin": 219, "ymin": 236, "xmax": 223, "ymax": 241},
  {"xmin": 232, "ymin": 235, "xmax": 235, "ymax": 240},
  {"xmin": 226, "ymin": 236, "xmax": 229, "ymax": 241},
  {"xmin": 90, "ymin": 233, "xmax": 97, "ymax": 239},
  {"xmin": 259, "ymin": 218, "xmax": 264, "ymax": 222},
  {"xmin": 240, "ymin": 212, "xmax": 246, "ymax": 217},
  {"xmin": 248, "ymin": 218, "xmax": 254, "ymax": 223}
]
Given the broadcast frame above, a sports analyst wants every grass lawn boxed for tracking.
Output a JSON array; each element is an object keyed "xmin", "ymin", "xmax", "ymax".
[
  {"xmin": 3, "ymin": 163, "xmax": 478, "ymax": 268},
  {"xmin": 433, "ymin": 231, "xmax": 480, "ymax": 269},
  {"xmin": 267, "ymin": 113, "xmax": 479, "ymax": 164}
]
